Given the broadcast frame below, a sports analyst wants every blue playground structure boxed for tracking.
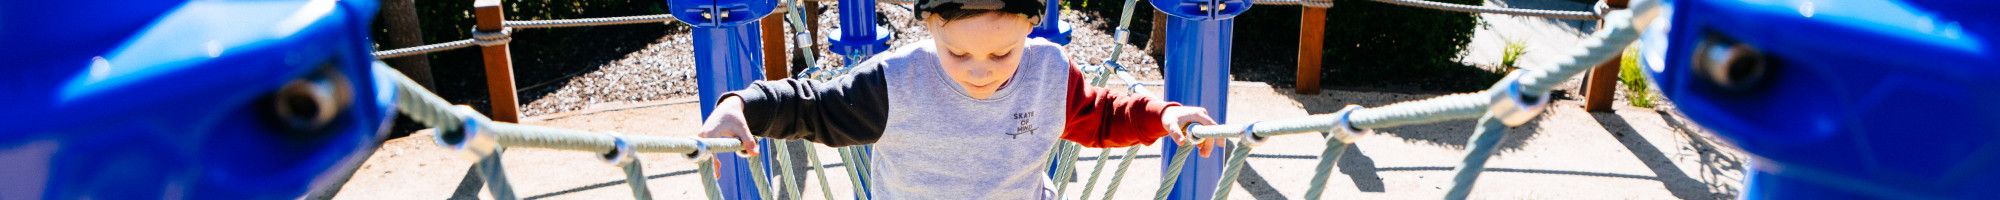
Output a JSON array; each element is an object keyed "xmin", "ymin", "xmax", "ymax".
[
  {"xmin": 1643, "ymin": 0, "xmax": 2000, "ymax": 198},
  {"xmin": 2, "ymin": 0, "xmax": 1997, "ymax": 199},
  {"xmin": 0, "ymin": 0, "xmax": 392, "ymax": 199}
]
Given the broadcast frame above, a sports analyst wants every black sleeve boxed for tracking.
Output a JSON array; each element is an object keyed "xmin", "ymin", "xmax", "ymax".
[{"xmin": 718, "ymin": 64, "xmax": 888, "ymax": 147}]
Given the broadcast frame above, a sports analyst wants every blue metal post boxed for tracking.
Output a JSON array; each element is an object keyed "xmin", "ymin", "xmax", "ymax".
[
  {"xmin": 827, "ymin": 0, "xmax": 891, "ymax": 65},
  {"xmin": 1029, "ymin": 0, "xmax": 1073, "ymax": 45},
  {"xmin": 1150, "ymin": 0, "xmax": 1249, "ymax": 199},
  {"xmin": 672, "ymin": 0, "xmax": 777, "ymax": 198}
]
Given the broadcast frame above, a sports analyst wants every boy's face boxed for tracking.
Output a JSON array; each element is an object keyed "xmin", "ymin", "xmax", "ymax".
[{"xmin": 925, "ymin": 12, "xmax": 1033, "ymax": 98}]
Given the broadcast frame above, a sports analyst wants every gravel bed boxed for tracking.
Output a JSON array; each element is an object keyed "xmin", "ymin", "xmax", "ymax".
[{"xmin": 521, "ymin": 4, "xmax": 1166, "ymax": 116}]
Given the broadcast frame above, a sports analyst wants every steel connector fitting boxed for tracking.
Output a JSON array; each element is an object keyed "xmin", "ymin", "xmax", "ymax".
[
  {"xmin": 435, "ymin": 116, "xmax": 499, "ymax": 161},
  {"xmin": 1489, "ymin": 76, "xmax": 1552, "ymax": 126},
  {"xmin": 1239, "ymin": 123, "xmax": 1267, "ymax": 148},
  {"xmin": 602, "ymin": 134, "xmax": 638, "ymax": 166},
  {"xmin": 1179, "ymin": 123, "xmax": 1209, "ymax": 146},
  {"xmin": 684, "ymin": 137, "xmax": 715, "ymax": 163},
  {"xmin": 1327, "ymin": 105, "xmax": 1375, "ymax": 143}
]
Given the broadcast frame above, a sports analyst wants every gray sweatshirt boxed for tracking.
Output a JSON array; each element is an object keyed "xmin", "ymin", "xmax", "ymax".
[{"xmin": 724, "ymin": 38, "xmax": 1180, "ymax": 199}]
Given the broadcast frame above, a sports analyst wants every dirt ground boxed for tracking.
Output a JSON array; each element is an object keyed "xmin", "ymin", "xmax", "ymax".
[{"xmin": 335, "ymin": 81, "xmax": 1747, "ymax": 199}]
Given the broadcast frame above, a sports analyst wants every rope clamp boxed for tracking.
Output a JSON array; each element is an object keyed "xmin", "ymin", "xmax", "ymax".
[
  {"xmin": 437, "ymin": 116, "xmax": 500, "ymax": 161},
  {"xmin": 471, "ymin": 27, "xmax": 514, "ymax": 47},
  {"xmin": 1328, "ymin": 105, "xmax": 1374, "ymax": 143},
  {"xmin": 604, "ymin": 134, "xmax": 638, "ymax": 166},
  {"xmin": 1489, "ymin": 73, "xmax": 1552, "ymax": 126},
  {"xmin": 685, "ymin": 137, "xmax": 715, "ymax": 163},
  {"xmin": 1239, "ymin": 123, "xmax": 1267, "ymax": 147}
]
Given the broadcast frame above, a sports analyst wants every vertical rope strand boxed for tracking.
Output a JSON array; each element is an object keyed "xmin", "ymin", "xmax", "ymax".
[
  {"xmin": 771, "ymin": 140, "xmax": 803, "ymax": 200},
  {"xmin": 837, "ymin": 147, "xmax": 871, "ymax": 200},
  {"xmin": 1303, "ymin": 139, "xmax": 1352, "ymax": 199},
  {"xmin": 1077, "ymin": 148, "xmax": 1116, "ymax": 200},
  {"xmin": 746, "ymin": 142, "xmax": 776, "ymax": 200},
  {"xmin": 803, "ymin": 144, "xmax": 838, "ymax": 200},
  {"xmin": 621, "ymin": 158, "xmax": 654, "ymax": 200},
  {"xmin": 1443, "ymin": 115, "xmax": 1510, "ymax": 200},
  {"xmin": 1210, "ymin": 141, "xmax": 1256, "ymax": 200},
  {"xmin": 477, "ymin": 149, "xmax": 519, "ymax": 200},
  {"xmin": 1098, "ymin": 146, "xmax": 1143, "ymax": 200},
  {"xmin": 1151, "ymin": 145, "xmax": 1198, "ymax": 200},
  {"xmin": 698, "ymin": 159, "xmax": 725, "ymax": 200}
]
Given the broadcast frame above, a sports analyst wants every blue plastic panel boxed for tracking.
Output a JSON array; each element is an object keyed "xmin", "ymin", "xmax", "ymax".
[
  {"xmin": 1644, "ymin": 0, "xmax": 2000, "ymax": 198},
  {"xmin": 0, "ymin": 0, "xmax": 392, "ymax": 199}
]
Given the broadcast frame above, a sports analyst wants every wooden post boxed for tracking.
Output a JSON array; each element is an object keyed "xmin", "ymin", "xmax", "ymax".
[
  {"xmin": 1582, "ymin": 0, "xmax": 1629, "ymax": 112},
  {"xmin": 1295, "ymin": 7, "xmax": 1327, "ymax": 94},
  {"xmin": 474, "ymin": 0, "xmax": 519, "ymax": 122},
  {"xmin": 762, "ymin": 12, "xmax": 789, "ymax": 80},
  {"xmin": 1149, "ymin": 10, "xmax": 1168, "ymax": 57}
]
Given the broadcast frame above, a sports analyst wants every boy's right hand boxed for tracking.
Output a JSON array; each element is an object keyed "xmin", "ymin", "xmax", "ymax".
[{"xmin": 700, "ymin": 97, "xmax": 758, "ymax": 157}]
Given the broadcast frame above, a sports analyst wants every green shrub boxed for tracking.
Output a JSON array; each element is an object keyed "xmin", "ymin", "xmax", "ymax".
[
  {"xmin": 1618, "ymin": 45, "xmax": 1654, "ymax": 108},
  {"xmin": 1498, "ymin": 40, "xmax": 1527, "ymax": 74}
]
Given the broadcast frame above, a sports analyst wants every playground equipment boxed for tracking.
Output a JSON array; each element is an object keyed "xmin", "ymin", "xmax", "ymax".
[
  {"xmin": 9, "ymin": 0, "xmax": 2000, "ymax": 199},
  {"xmin": 1642, "ymin": 0, "xmax": 2000, "ymax": 198},
  {"xmin": 0, "ymin": 0, "xmax": 391, "ymax": 198}
]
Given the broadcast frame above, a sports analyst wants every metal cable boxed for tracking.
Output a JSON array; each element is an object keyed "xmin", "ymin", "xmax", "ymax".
[
  {"xmin": 503, "ymin": 14, "xmax": 677, "ymax": 29},
  {"xmin": 373, "ymin": 39, "xmax": 475, "ymax": 59},
  {"xmin": 1364, "ymin": 0, "xmax": 1598, "ymax": 19}
]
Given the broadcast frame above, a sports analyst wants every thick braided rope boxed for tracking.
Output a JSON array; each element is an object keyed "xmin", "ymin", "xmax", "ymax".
[
  {"xmin": 771, "ymin": 141, "xmax": 804, "ymax": 200},
  {"xmin": 373, "ymin": 39, "xmax": 475, "ymax": 59},
  {"xmin": 1076, "ymin": 148, "xmax": 1116, "ymax": 200},
  {"xmin": 1303, "ymin": 138, "xmax": 1352, "ymax": 199},
  {"xmin": 837, "ymin": 147, "xmax": 871, "ymax": 200},
  {"xmin": 698, "ymin": 159, "xmax": 725, "ymax": 200},
  {"xmin": 1443, "ymin": 116, "xmax": 1510, "ymax": 199},
  {"xmin": 1208, "ymin": 140, "xmax": 1256, "ymax": 200},
  {"xmin": 745, "ymin": 149, "xmax": 775, "ymax": 200},
  {"xmin": 502, "ymin": 14, "xmax": 677, "ymax": 29},
  {"xmin": 1150, "ymin": 145, "xmax": 1199, "ymax": 200},
  {"xmin": 477, "ymin": 150, "xmax": 519, "ymax": 200},
  {"xmin": 1098, "ymin": 146, "xmax": 1144, "ymax": 200},
  {"xmin": 802, "ymin": 143, "xmax": 839, "ymax": 200},
  {"xmin": 1365, "ymin": 0, "xmax": 1598, "ymax": 19},
  {"xmin": 1053, "ymin": 142, "xmax": 1084, "ymax": 197},
  {"xmin": 621, "ymin": 159, "xmax": 654, "ymax": 200}
]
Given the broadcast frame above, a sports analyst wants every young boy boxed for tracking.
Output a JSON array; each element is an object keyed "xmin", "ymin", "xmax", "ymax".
[{"xmin": 699, "ymin": 0, "xmax": 1221, "ymax": 198}]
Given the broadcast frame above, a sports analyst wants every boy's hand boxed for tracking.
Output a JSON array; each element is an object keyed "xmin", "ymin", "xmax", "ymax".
[
  {"xmin": 699, "ymin": 97, "xmax": 758, "ymax": 157},
  {"xmin": 1160, "ymin": 106, "xmax": 1223, "ymax": 157}
]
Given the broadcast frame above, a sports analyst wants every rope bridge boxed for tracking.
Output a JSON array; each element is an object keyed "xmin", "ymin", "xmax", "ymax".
[{"xmin": 370, "ymin": 0, "xmax": 1651, "ymax": 199}]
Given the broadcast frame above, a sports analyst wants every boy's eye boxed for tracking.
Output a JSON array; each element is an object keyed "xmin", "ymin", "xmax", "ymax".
[
  {"xmin": 949, "ymin": 50, "xmax": 971, "ymax": 57},
  {"xmin": 991, "ymin": 51, "xmax": 1011, "ymax": 58}
]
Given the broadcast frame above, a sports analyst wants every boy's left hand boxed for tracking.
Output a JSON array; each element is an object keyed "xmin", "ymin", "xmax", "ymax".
[{"xmin": 1161, "ymin": 106, "xmax": 1223, "ymax": 157}]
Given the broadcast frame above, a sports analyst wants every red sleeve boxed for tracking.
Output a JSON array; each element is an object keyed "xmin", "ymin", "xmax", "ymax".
[{"xmin": 1061, "ymin": 65, "xmax": 1180, "ymax": 148}]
